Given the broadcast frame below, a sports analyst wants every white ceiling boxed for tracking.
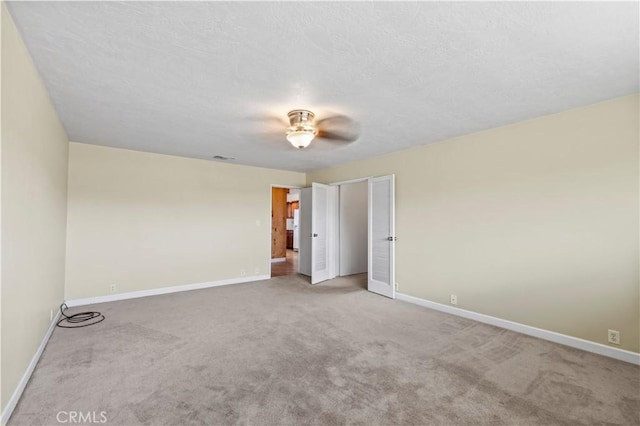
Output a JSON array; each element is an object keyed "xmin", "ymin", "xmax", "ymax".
[{"xmin": 7, "ymin": 1, "xmax": 639, "ymax": 172}]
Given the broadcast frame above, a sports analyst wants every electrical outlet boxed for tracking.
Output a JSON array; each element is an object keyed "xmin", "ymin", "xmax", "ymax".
[
  {"xmin": 254, "ymin": 267, "xmax": 260, "ymax": 274},
  {"xmin": 110, "ymin": 284, "xmax": 117, "ymax": 293},
  {"xmin": 240, "ymin": 269, "xmax": 246, "ymax": 277},
  {"xmin": 608, "ymin": 329, "xmax": 620, "ymax": 345},
  {"xmin": 450, "ymin": 294, "xmax": 458, "ymax": 305}
]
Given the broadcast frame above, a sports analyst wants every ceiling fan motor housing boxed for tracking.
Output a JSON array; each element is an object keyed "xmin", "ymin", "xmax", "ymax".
[
  {"xmin": 288, "ymin": 109, "xmax": 315, "ymax": 129},
  {"xmin": 288, "ymin": 109, "xmax": 314, "ymax": 126}
]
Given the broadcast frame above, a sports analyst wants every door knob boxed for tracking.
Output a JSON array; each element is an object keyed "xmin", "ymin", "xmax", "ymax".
[
  {"xmin": 387, "ymin": 236, "xmax": 396, "ymax": 241},
  {"xmin": 313, "ymin": 233, "xmax": 318, "ymax": 237}
]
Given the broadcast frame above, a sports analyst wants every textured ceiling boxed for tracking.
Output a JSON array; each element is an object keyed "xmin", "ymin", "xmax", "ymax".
[{"xmin": 6, "ymin": 1, "xmax": 639, "ymax": 172}]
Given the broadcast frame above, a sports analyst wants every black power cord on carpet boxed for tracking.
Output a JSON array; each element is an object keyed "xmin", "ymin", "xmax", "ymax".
[{"xmin": 56, "ymin": 303, "xmax": 105, "ymax": 328}]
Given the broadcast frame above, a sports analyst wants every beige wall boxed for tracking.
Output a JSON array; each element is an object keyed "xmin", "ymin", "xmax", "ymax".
[
  {"xmin": 309, "ymin": 95, "xmax": 640, "ymax": 352},
  {"xmin": 1, "ymin": 3, "xmax": 69, "ymax": 411},
  {"xmin": 65, "ymin": 143, "xmax": 305, "ymax": 300}
]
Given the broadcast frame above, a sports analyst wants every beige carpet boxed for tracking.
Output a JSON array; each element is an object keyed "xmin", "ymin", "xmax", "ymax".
[{"xmin": 9, "ymin": 274, "xmax": 639, "ymax": 425}]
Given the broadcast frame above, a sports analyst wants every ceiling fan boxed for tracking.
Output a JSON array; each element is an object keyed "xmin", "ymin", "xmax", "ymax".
[{"xmin": 277, "ymin": 109, "xmax": 359, "ymax": 149}]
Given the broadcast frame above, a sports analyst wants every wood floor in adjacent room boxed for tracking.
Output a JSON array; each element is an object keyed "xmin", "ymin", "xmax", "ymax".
[
  {"xmin": 271, "ymin": 249, "xmax": 298, "ymax": 277},
  {"xmin": 9, "ymin": 274, "xmax": 639, "ymax": 425}
]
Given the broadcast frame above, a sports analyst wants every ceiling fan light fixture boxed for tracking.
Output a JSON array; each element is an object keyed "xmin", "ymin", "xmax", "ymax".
[
  {"xmin": 286, "ymin": 129, "xmax": 316, "ymax": 149},
  {"xmin": 286, "ymin": 109, "xmax": 318, "ymax": 148}
]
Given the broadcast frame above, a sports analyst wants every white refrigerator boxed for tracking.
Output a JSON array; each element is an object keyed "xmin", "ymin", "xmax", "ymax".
[{"xmin": 293, "ymin": 209, "xmax": 300, "ymax": 251}]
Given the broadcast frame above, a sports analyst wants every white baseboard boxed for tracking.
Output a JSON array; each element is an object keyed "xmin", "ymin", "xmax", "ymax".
[
  {"xmin": 396, "ymin": 292, "xmax": 640, "ymax": 365},
  {"xmin": 270, "ymin": 258, "xmax": 286, "ymax": 263},
  {"xmin": 65, "ymin": 274, "xmax": 270, "ymax": 308},
  {"xmin": 1, "ymin": 309, "xmax": 62, "ymax": 425}
]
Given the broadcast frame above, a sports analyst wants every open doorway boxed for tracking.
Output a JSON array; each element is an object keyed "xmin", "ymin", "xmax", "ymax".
[
  {"xmin": 338, "ymin": 181, "xmax": 368, "ymax": 277},
  {"xmin": 271, "ymin": 187, "xmax": 300, "ymax": 277}
]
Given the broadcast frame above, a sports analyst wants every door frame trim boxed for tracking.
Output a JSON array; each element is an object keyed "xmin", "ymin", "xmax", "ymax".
[{"xmin": 329, "ymin": 176, "xmax": 373, "ymax": 186}]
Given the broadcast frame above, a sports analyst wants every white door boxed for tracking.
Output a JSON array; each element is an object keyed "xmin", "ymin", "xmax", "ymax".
[
  {"xmin": 311, "ymin": 182, "xmax": 331, "ymax": 284},
  {"xmin": 368, "ymin": 175, "xmax": 396, "ymax": 298}
]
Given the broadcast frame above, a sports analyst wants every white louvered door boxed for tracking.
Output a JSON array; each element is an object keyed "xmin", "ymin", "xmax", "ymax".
[
  {"xmin": 368, "ymin": 175, "xmax": 395, "ymax": 298},
  {"xmin": 311, "ymin": 182, "xmax": 331, "ymax": 284}
]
